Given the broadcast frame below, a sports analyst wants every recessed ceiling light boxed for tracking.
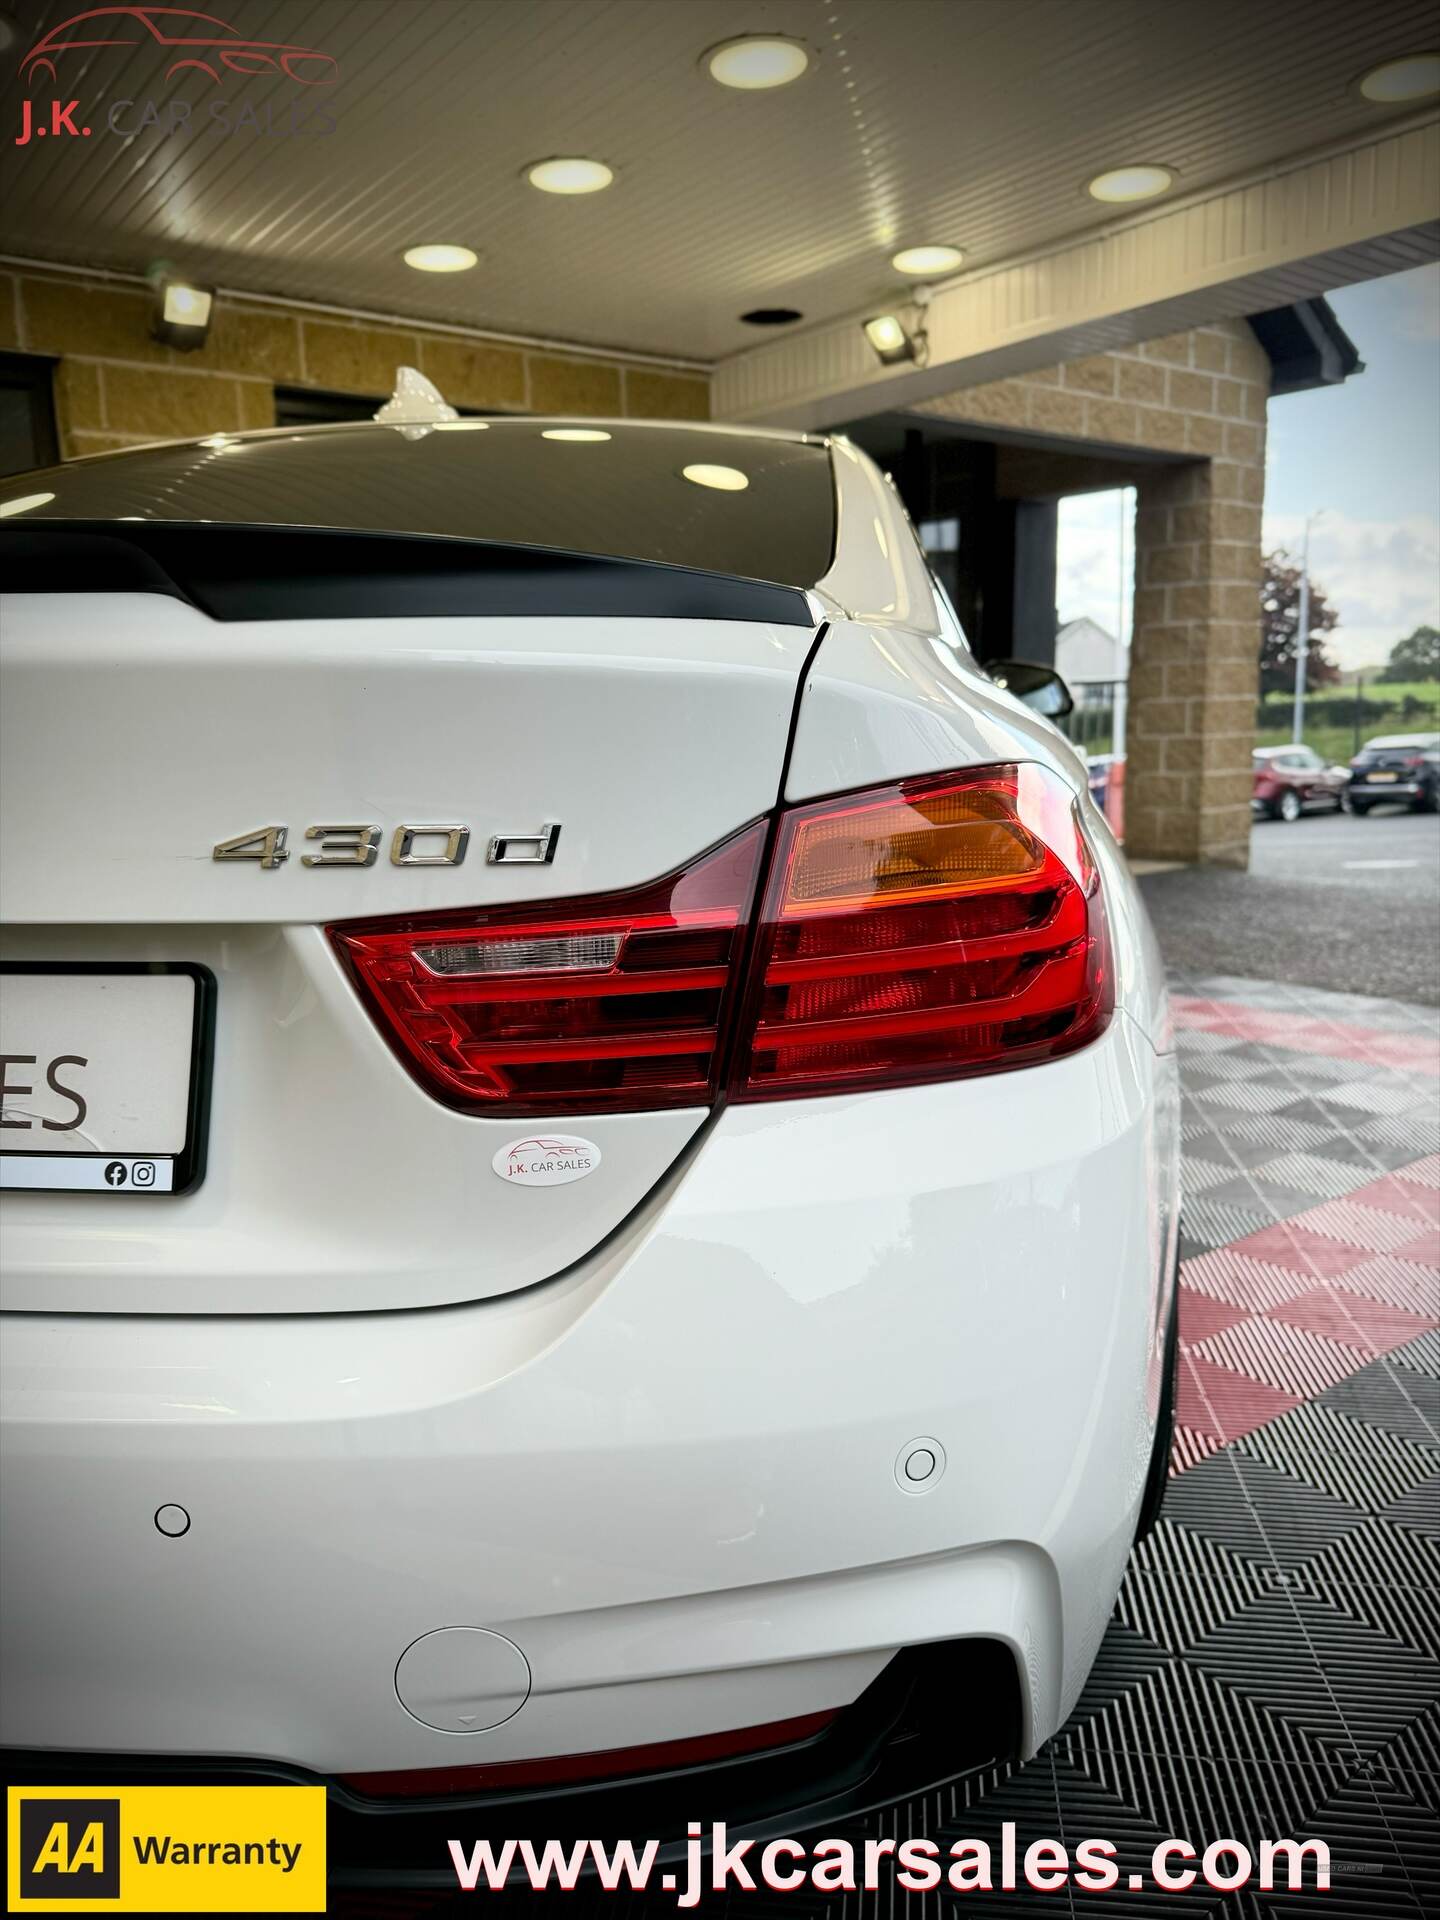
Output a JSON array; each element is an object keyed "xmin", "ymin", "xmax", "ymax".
[
  {"xmin": 541, "ymin": 428, "xmax": 612, "ymax": 442},
  {"xmin": 526, "ymin": 157, "xmax": 614, "ymax": 195},
  {"xmin": 402, "ymin": 244, "xmax": 478, "ymax": 273},
  {"xmin": 1086, "ymin": 164, "xmax": 1175, "ymax": 204},
  {"xmin": 682, "ymin": 463, "xmax": 749, "ymax": 491},
  {"xmin": 705, "ymin": 36, "xmax": 809, "ymax": 90},
  {"xmin": 1358, "ymin": 52, "xmax": 1440, "ymax": 102},
  {"xmin": 0, "ymin": 491, "xmax": 55, "ymax": 517},
  {"xmin": 740, "ymin": 307, "xmax": 803, "ymax": 326},
  {"xmin": 891, "ymin": 245, "xmax": 964, "ymax": 276}
]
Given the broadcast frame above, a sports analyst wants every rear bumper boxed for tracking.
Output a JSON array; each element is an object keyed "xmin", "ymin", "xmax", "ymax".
[
  {"xmin": 1351, "ymin": 781, "xmax": 1423, "ymax": 800},
  {"xmin": 0, "ymin": 1016, "xmax": 1178, "ymax": 1782},
  {"xmin": 2, "ymin": 1641, "xmax": 1020, "ymax": 1883}
]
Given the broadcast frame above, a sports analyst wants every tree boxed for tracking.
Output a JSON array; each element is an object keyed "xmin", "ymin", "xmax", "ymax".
[
  {"xmin": 1378, "ymin": 624, "xmax": 1440, "ymax": 683},
  {"xmin": 1259, "ymin": 551, "xmax": 1340, "ymax": 697}
]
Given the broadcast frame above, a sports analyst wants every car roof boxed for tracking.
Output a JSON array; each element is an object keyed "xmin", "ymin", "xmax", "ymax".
[{"xmin": 1363, "ymin": 733, "xmax": 1440, "ymax": 747}]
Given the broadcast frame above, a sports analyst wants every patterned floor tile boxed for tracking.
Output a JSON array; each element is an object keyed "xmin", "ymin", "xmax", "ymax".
[
  {"xmin": 1314, "ymin": 1365, "xmax": 1440, "ymax": 1446},
  {"xmin": 1288, "ymin": 1564, "xmax": 1439, "ymax": 1660},
  {"xmin": 1192, "ymin": 1318, "xmax": 1370, "ymax": 1399},
  {"xmin": 1299, "ymin": 1199, "xmax": 1433, "ymax": 1255},
  {"xmin": 1177, "ymin": 1285, "xmax": 1254, "ymax": 1348},
  {"xmin": 1378, "ymin": 1476, "xmax": 1440, "ymax": 1540},
  {"xmin": 1181, "ymin": 1248, "xmax": 1314, "ymax": 1312},
  {"xmin": 1181, "ymin": 1355, "xmax": 1302, "ymax": 1445}
]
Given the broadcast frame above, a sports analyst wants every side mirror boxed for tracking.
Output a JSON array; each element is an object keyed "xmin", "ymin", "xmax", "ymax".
[{"xmin": 983, "ymin": 658, "xmax": 1075, "ymax": 720}]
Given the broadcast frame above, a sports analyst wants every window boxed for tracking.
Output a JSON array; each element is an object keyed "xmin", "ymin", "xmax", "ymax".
[
  {"xmin": 0, "ymin": 353, "xmax": 60, "ymax": 477},
  {"xmin": 918, "ymin": 516, "xmax": 959, "ymax": 554}
]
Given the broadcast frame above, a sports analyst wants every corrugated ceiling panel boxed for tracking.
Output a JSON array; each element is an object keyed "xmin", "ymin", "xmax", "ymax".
[{"xmin": 2, "ymin": 0, "xmax": 1437, "ymax": 360}]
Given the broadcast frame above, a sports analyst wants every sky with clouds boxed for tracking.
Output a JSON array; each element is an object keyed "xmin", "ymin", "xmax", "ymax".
[{"xmin": 1056, "ymin": 263, "xmax": 1440, "ymax": 672}]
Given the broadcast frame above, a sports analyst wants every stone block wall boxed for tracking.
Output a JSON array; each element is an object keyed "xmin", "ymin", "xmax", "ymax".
[
  {"xmin": 0, "ymin": 267, "xmax": 709, "ymax": 457},
  {"xmin": 917, "ymin": 319, "xmax": 1270, "ymax": 867}
]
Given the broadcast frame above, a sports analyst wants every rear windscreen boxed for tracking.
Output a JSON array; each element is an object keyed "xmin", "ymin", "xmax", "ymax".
[{"xmin": 4, "ymin": 422, "xmax": 836, "ymax": 589}]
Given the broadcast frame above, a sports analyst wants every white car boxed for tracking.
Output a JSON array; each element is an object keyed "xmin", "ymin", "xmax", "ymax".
[{"xmin": 0, "ymin": 408, "xmax": 1179, "ymax": 1856}]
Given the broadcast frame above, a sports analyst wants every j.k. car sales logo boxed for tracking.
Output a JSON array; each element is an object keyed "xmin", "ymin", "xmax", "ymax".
[{"xmin": 15, "ymin": 5, "xmax": 339, "ymax": 146}]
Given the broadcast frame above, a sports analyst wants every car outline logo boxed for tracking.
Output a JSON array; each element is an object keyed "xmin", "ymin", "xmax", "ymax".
[
  {"xmin": 493, "ymin": 1135, "xmax": 602, "ymax": 1187},
  {"xmin": 20, "ymin": 6, "xmax": 339, "ymax": 92}
]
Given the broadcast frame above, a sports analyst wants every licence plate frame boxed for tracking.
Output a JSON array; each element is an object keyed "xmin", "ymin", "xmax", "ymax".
[{"xmin": 0, "ymin": 962, "xmax": 216, "ymax": 1196}]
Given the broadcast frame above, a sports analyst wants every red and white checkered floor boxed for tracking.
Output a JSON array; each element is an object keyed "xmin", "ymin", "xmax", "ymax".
[{"xmin": 1170, "ymin": 981, "xmax": 1438, "ymax": 1476}]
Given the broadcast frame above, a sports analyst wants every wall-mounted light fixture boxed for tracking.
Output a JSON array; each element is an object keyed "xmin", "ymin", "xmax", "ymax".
[
  {"xmin": 151, "ymin": 271, "xmax": 214, "ymax": 350},
  {"xmin": 861, "ymin": 298, "xmax": 929, "ymax": 369}
]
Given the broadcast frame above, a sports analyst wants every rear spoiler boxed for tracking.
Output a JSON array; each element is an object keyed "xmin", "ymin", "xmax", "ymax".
[{"xmin": 0, "ymin": 522, "xmax": 815, "ymax": 626}]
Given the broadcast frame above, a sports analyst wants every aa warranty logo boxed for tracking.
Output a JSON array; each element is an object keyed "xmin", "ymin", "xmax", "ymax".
[{"xmin": 7, "ymin": 1786, "xmax": 325, "ymax": 1912}]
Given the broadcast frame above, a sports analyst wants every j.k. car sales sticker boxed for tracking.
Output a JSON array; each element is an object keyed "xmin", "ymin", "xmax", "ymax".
[{"xmin": 492, "ymin": 1135, "xmax": 601, "ymax": 1186}]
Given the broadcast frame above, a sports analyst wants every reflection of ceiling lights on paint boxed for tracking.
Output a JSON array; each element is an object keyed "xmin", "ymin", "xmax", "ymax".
[
  {"xmin": 705, "ymin": 36, "xmax": 809, "ymax": 89},
  {"xmin": 1087, "ymin": 164, "xmax": 1174, "ymax": 203},
  {"xmin": 1358, "ymin": 52, "xmax": 1440, "ymax": 102},
  {"xmin": 891, "ymin": 245, "xmax": 964, "ymax": 276},
  {"xmin": 682, "ymin": 463, "xmax": 748, "ymax": 491},
  {"xmin": 436, "ymin": 420, "xmax": 490, "ymax": 430},
  {"xmin": 527, "ymin": 157, "xmax": 614, "ymax": 194},
  {"xmin": 541, "ymin": 428, "xmax": 612, "ymax": 442},
  {"xmin": 403, "ymin": 244, "xmax": 478, "ymax": 272},
  {"xmin": 0, "ymin": 491, "xmax": 56, "ymax": 517}
]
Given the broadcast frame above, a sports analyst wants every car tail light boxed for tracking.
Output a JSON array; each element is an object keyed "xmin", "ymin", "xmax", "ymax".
[
  {"xmin": 730, "ymin": 763, "xmax": 1110, "ymax": 1099},
  {"xmin": 330, "ymin": 824, "xmax": 766, "ymax": 1116},
  {"xmin": 331, "ymin": 764, "xmax": 1109, "ymax": 1116}
]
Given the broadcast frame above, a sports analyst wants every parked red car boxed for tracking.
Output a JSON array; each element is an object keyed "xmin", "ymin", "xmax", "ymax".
[{"xmin": 1252, "ymin": 745, "xmax": 1349, "ymax": 821}]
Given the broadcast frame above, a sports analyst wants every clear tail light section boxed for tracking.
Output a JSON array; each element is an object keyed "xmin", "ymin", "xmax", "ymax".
[
  {"xmin": 730, "ymin": 763, "xmax": 1111, "ymax": 1100},
  {"xmin": 330, "ymin": 764, "xmax": 1110, "ymax": 1116},
  {"xmin": 330, "ymin": 824, "xmax": 766, "ymax": 1116}
]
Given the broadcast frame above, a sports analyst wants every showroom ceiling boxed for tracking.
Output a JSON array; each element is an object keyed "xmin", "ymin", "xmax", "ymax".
[{"xmin": 2, "ymin": 0, "xmax": 1437, "ymax": 361}]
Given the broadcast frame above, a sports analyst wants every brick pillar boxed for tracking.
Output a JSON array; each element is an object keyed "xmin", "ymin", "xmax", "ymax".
[{"xmin": 1126, "ymin": 433, "xmax": 1267, "ymax": 864}]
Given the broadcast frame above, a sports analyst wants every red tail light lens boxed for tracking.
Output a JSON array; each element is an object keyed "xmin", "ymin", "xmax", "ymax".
[
  {"xmin": 331, "ymin": 764, "xmax": 1109, "ymax": 1116},
  {"xmin": 330, "ymin": 824, "xmax": 765, "ymax": 1116},
  {"xmin": 731, "ymin": 763, "xmax": 1110, "ymax": 1100}
]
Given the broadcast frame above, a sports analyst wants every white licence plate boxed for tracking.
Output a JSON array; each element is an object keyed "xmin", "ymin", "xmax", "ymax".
[
  {"xmin": 1367, "ymin": 771, "xmax": 1399, "ymax": 782},
  {"xmin": 0, "ymin": 967, "xmax": 212, "ymax": 1194}
]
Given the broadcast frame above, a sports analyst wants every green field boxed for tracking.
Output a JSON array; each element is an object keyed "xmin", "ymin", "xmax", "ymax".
[
  {"xmin": 1256, "ymin": 682, "xmax": 1439, "ymax": 766},
  {"xmin": 1058, "ymin": 681, "xmax": 1439, "ymax": 768}
]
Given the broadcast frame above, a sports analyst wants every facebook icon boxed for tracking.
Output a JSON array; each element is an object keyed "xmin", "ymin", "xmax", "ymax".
[{"xmin": 103, "ymin": 1161, "xmax": 127, "ymax": 1187}]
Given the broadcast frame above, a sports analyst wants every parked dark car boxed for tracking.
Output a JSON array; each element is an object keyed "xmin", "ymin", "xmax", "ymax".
[
  {"xmin": 1348, "ymin": 733, "xmax": 1440, "ymax": 814},
  {"xmin": 1252, "ymin": 745, "xmax": 1349, "ymax": 821}
]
